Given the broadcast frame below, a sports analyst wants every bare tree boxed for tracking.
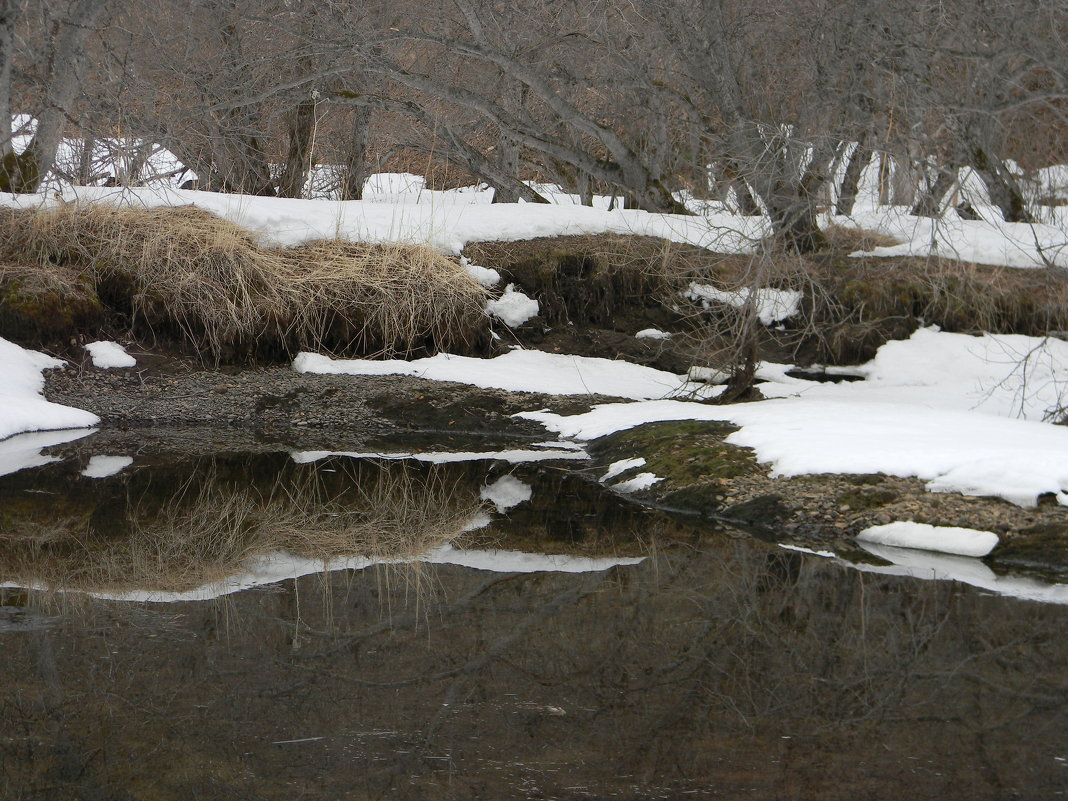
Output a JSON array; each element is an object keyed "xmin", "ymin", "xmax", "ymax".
[{"xmin": 0, "ymin": 0, "xmax": 107, "ymax": 193}]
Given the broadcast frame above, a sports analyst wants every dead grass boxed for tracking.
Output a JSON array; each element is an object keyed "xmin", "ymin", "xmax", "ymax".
[
  {"xmin": 818, "ymin": 224, "xmax": 904, "ymax": 253},
  {"xmin": 0, "ymin": 204, "xmax": 488, "ymax": 358}
]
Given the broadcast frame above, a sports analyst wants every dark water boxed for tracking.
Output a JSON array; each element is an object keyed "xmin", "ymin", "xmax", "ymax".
[{"xmin": 1, "ymin": 436, "xmax": 1067, "ymax": 800}]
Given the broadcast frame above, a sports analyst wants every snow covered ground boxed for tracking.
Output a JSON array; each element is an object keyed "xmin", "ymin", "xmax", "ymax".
[
  {"xmin": 509, "ymin": 328, "xmax": 1068, "ymax": 507},
  {"xmin": 294, "ymin": 348, "xmax": 702, "ymax": 401},
  {"xmin": 2, "ymin": 166, "xmax": 1067, "ymax": 268},
  {"xmin": 0, "ymin": 337, "xmax": 98, "ymax": 442}
]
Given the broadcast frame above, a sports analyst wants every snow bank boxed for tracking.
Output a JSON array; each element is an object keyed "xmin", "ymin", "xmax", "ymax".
[
  {"xmin": 0, "ymin": 337, "xmax": 99, "ymax": 441},
  {"xmin": 757, "ymin": 328, "xmax": 1068, "ymax": 421},
  {"xmin": 294, "ymin": 349, "xmax": 688, "ymax": 400},
  {"xmin": 3, "ymin": 169, "xmax": 1065, "ymax": 270},
  {"xmin": 838, "ymin": 205, "xmax": 1068, "ymax": 269},
  {"xmin": 519, "ymin": 328, "xmax": 1068, "ymax": 506},
  {"xmin": 0, "ymin": 186, "xmax": 765, "ymax": 256},
  {"xmin": 84, "ymin": 341, "xmax": 136, "ymax": 369},
  {"xmin": 856, "ymin": 521, "xmax": 999, "ymax": 557}
]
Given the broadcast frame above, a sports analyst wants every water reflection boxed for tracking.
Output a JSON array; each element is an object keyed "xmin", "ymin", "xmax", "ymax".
[
  {"xmin": 2, "ymin": 544, "xmax": 1067, "ymax": 799},
  {"xmin": 0, "ymin": 449, "xmax": 654, "ymax": 599},
  {"xmin": 1, "ymin": 441, "xmax": 1067, "ymax": 799}
]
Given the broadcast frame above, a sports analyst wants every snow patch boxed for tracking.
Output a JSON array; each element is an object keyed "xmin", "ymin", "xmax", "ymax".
[
  {"xmin": 485, "ymin": 284, "xmax": 539, "ymax": 327},
  {"xmin": 84, "ymin": 341, "xmax": 136, "ymax": 369},
  {"xmin": 856, "ymin": 521, "xmax": 1000, "ymax": 557},
  {"xmin": 460, "ymin": 256, "xmax": 501, "ymax": 288},
  {"xmin": 685, "ymin": 282, "xmax": 802, "ymax": 325},
  {"xmin": 295, "ymin": 349, "xmax": 688, "ymax": 400},
  {"xmin": 612, "ymin": 472, "xmax": 662, "ymax": 493},
  {"xmin": 601, "ymin": 457, "xmax": 646, "ymax": 483},
  {"xmin": 635, "ymin": 328, "xmax": 672, "ymax": 340},
  {"xmin": 0, "ymin": 337, "xmax": 99, "ymax": 441}
]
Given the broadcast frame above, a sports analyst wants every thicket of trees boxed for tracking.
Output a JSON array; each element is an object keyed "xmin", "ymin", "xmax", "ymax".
[{"xmin": 1, "ymin": 0, "xmax": 1067, "ymax": 252}]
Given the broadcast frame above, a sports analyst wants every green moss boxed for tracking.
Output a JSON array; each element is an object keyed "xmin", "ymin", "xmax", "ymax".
[
  {"xmin": 593, "ymin": 420, "xmax": 760, "ymax": 488},
  {"xmin": 0, "ymin": 268, "xmax": 105, "ymax": 346}
]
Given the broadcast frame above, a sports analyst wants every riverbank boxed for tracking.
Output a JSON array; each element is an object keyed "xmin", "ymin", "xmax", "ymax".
[{"xmin": 39, "ymin": 348, "xmax": 1068, "ymax": 578}]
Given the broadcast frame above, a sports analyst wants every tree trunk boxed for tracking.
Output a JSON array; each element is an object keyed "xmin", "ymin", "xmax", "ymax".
[
  {"xmin": 0, "ymin": 0, "xmax": 14, "ymax": 159},
  {"xmin": 4, "ymin": 0, "xmax": 107, "ymax": 193},
  {"xmin": 76, "ymin": 136, "xmax": 94, "ymax": 184},
  {"xmin": 911, "ymin": 168, "xmax": 955, "ymax": 217},
  {"xmin": 835, "ymin": 141, "xmax": 870, "ymax": 216},
  {"xmin": 490, "ymin": 129, "xmax": 522, "ymax": 203},
  {"xmin": 340, "ymin": 104, "xmax": 371, "ymax": 200},
  {"xmin": 278, "ymin": 95, "xmax": 318, "ymax": 198},
  {"xmin": 971, "ymin": 147, "xmax": 1034, "ymax": 223}
]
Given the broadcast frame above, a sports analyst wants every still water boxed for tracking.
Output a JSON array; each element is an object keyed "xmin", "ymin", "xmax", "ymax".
[{"xmin": 1, "ymin": 436, "xmax": 1066, "ymax": 799}]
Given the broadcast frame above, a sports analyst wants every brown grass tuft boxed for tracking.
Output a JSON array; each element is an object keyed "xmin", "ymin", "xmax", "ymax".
[
  {"xmin": 819, "ymin": 224, "xmax": 903, "ymax": 254},
  {"xmin": 0, "ymin": 204, "xmax": 488, "ymax": 358}
]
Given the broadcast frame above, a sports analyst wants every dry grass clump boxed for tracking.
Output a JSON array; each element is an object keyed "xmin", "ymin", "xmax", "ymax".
[
  {"xmin": 0, "ymin": 204, "xmax": 488, "ymax": 357},
  {"xmin": 277, "ymin": 241, "xmax": 489, "ymax": 354},
  {"xmin": 0, "ymin": 461, "xmax": 483, "ymax": 595},
  {"xmin": 819, "ymin": 224, "xmax": 903, "ymax": 254}
]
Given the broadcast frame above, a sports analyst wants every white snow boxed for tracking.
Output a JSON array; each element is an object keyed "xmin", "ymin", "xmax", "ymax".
[
  {"xmin": 761, "ymin": 328, "xmax": 1068, "ymax": 421},
  {"xmin": 84, "ymin": 341, "xmax": 136, "ymax": 369},
  {"xmin": 80, "ymin": 455, "xmax": 134, "ymax": 479},
  {"xmin": 0, "ymin": 337, "xmax": 99, "ymax": 441},
  {"xmin": 4, "ymin": 544, "xmax": 645, "ymax": 604},
  {"xmin": 460, "ymin": 257, "xmax": 501, "ymax": 287},
  {"xmin": 290, "ymin": 447, "xmax": 588, "ymax": 465},
  {"xmin": 519, "ymin": 328, "xmax": 1068, "ymax": 506},
  {"xmin": 0, "ymin": 186, "xmax": 765, "ymax": 256},
  {"xmin": 1, "ymin": 163, "xmax": 1065, "ymax": 270},
  {"xmin": 635, "ymin": 328, "xmax": 672, "ymax": 340},
  {"xmin": 838, "ymin": 205, "xmax": 1068, "ymax": 269},
  {"xmin": 856, "ymin": 521, "xmax": 1000, "ymax": 557},
  {"xmin": 480, "ymin": 475, "xmax": 533, "ymax": 512},
  {"xmin": 294, "ymin": 349, "xmax": 690, "ymax": 400},
  {"xmin": 685, "ymin": 282, "xmax": 803, "ymax": 325},
  {"xmin": 485, "ymin": 284, "xmax": 539, "ymax": 327},
  {"xmin": 601, "ymin": 457, "xmax": 646, "ymax": 483},
  {"xmin": 612, "ymin": 472, "xmax": 662, "ymax": 493}
]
